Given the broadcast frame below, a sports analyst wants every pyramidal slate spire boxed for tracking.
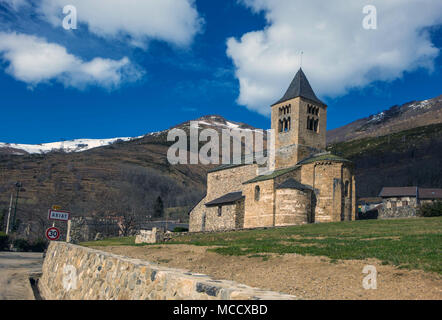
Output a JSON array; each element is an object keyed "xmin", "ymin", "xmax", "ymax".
[{"xmin": 272, "ymin": 68, "xmax": 325, "ymax": 106}]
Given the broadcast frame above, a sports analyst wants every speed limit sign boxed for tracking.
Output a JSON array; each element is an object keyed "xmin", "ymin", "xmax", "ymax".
[{"xmin": 46, "ymin": 227, "xmax": 60, "ymax": 241}]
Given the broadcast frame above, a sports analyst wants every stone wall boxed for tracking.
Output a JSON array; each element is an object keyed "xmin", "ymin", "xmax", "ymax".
[
  {"xmin": 271, "ymin": 97, "xmax": 327, "ymax": 168},
  {"xmin": 190, "ymin": 164, "xmax": 257, "ymax": 232},
  {"xmin": 207, "ymin": 164, "xmax": 258, "ymax": 200},
  {"xmin": 275, "ymin": 188, "xmax": 312, "ymax": 226},
  {"xmin": 135, "ymin": 228, "xmax": 165, "ymax": 244},
  {"xmin": 204, "ymin": 200, "xmax": 244, "ymax": 232},
  {"xmin": 243, "ymin": 179, "xmax": 276, "ymax": 228},
  {"xmin": 378, "ymin": 197, "xmax": 418, "ymax": 218},
  {"xmin": 300, "ymin": 162, "xmax": 356, "ymax": 223},
  {"xmin": 39, "ymin": 242, "xmax": 295, "ymax": 300}
]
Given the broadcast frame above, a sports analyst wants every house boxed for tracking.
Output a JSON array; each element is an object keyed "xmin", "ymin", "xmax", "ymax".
[{"xmin": 378, "ymin": 186, "xmax": 442, "ymax": 218}]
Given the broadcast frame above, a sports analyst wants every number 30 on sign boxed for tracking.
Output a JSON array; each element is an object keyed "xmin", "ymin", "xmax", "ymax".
[{"xmin": 46, "ymin": 227, "xmax": 60, "ymax": 241}]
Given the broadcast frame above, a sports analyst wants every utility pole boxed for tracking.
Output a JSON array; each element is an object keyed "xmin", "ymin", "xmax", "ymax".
[{"xmin": 5, "ymin": 193, "xmax": 13, "ymax": 235}]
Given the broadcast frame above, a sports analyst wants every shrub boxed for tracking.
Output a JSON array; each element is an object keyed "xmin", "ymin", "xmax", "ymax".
[
  {"xmin": 417, "ymin": 201, "xmax": 442, "ymax": 217},
  {"xmin": 0, "ymin": 232, "xmax": 9, "ymax": 251},
  {"xmin": 172, "ymin": 227, "xmax": 188, "ymax": 233},
  {"xmin": 12, "ymin": 239, "xmax": 48, "ymax": 252},
  {"xmin": 13, "ymin": 239, "xmax": 31, "ymax": 251},
  {"xmin": 29, "ymin": 240, "xmax": 48, "ymax": 252}
]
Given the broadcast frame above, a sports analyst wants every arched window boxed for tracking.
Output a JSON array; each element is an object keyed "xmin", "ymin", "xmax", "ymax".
[
  {"xmin": 279, "ymin": 120, "xmax": 283, "ymax": 132},
  {"xmin": 315, "ymin": 108, "xmax": 319, "ymax": 116},
  {"xmin": 307, "ymin": 116, "xmax": 311, "ymax": 130},
  {"xmin": 314, "ymin": 119, "xmax": 319, "ymax": 132},
  {"xmin": 218, "ymin": 205, "xmax": 222, "ymax": 216},
  {"xmin": 288, "ymin": 117, "xmax": 291, "ymax": 130},
  {"xmin": 255, "ymin": 185, "xmax": 260, "ymax": 201},
  {"xmin": 345, "ymin": 181, "xmax": 350, "ymax": 197}
]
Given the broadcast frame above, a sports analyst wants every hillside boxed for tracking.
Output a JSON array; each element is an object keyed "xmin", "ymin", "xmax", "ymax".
[
  {"xmin": 0, "ymin": 115, "xmax": 262, "ymax": 239},
  {"xmin": 328, "ymin": 123, "xmax": 442, "ymax": 197},
  {"xmin": 327, "ymin": 95, "xmax": 442, "ymax": 144}
]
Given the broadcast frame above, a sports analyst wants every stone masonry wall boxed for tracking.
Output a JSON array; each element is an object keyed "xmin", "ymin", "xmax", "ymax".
[
  {"xmin": 201, "ymin": 200, "xmax": 244, "ymax": 232},
  {"xmin": 190, "ymin": 164, "xmax": 257, "ymax": 232},
  {"xmin": 378, "ymin": 197, "xmax": 418, "ymax": 218},
  {"xmin": 300, "ymin": 162, "xmax": 356, "ymax": 223},
  {"xmin": 207, "ymin": 164, "xmax": 258, "ymax": 200},
  {"xmin": 272, "ymin": 97, "xmax": 327, "ymax": 169},
  {"xmin": 243, "ymin": 179, "xmax": 275, "ymax": 228},
  {"xmin": 39, "ymin": 242, "xmax": 296, "ymax": 300},
  {"xmin": 275, "ymin": 189, "xmax": 312, "ymax": 226}
]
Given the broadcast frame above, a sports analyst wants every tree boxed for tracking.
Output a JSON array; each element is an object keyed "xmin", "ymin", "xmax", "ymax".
[
  {"xmin": 153, "ymin": 196, "xmax": 164, "ymax": 219},
  {"xmin": 0, "ymin": 209, "xmax": 5, "ymax": 232}
]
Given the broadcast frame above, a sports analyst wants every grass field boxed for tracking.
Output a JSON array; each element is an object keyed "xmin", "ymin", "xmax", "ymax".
[{"xmin": 81, "ymin": 217, "xmax": 442, "ymax": 274}]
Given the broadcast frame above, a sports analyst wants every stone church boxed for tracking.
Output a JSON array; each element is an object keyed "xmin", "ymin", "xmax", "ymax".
[{"xmin": 189, "ymin": 68, "xmax": 356, "ymax": 232}]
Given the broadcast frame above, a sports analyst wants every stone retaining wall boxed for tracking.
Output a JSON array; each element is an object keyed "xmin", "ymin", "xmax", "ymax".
[{"xmin": 39, "ymin": 241, "xmax": 296, "ymax": 300}]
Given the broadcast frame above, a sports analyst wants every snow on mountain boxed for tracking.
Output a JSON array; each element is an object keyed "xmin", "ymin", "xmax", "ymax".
[
  {"xmin": 0, "ymin": 115, "xmax": 263, "ymax": 156},
  {"xmin": 0, "ymin": 136, "xmax": 144, "ymax": 155},
  {"xmin": 327, "ymin": 94, "xmax": 442, "ymax": 144}
]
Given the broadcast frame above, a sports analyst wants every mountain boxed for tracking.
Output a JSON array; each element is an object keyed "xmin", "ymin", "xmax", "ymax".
[
  {"xmin": 0, "ymin": 114, "xmax": 260, "ymax": 156},
  {"xmin": 327, "ymin": 94, "xmax": 442, "ymax": 198},
  {"xmin": 327, "ymin": 95, "xmax": 442, "ymax": 144},
  {"xmin": 0, "ymin": 115, "xmax": 262, "ymax": 239}
]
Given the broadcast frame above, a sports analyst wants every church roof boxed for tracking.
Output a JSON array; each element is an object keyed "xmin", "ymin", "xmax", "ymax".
[
  {"xmin": 207, "ymin": 151, "xmax": 268, "ymax": 173},
  {"xmin": 243, "ymin": 166, "xmax": 300, "ymax": 184},
  {"xmin": 207, "ymin": 163, "xmax": 249, "ymax": 173},
  {"xmin": 297, "ymin": 153, "xmax": 352, "ymax": 165},
  {"xmin": 205, "ymin": 191, "xmax": 244, "ymax": 207},
  {"xmin": 272, "ymin": 68, "xmax": 325, "ymax": 106},
  {"xmin": 276, "ymin": 178, "xmax": 313, "ymax": 191}
]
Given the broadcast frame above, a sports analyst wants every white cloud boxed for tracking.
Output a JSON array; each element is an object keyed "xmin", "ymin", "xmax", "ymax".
[
  {"xmin": 38, "ymin": 0, "xmax": 203, "ymax": 47},
  {"xmin": 227, "ymin": 0, "xmax": 442, "ymax": 115},
  {"xmin": 0, "ymin": 32, "xmax": 143, "ymax": 89}
]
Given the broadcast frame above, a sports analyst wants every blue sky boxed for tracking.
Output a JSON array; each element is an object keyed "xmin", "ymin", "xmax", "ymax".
[{"xmin": 0, "ymin": 0, "xmax": 441, "ymax": 144}]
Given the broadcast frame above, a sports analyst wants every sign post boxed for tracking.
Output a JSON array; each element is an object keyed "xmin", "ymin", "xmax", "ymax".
[
  {"xmin": 48, "ymin": 209, "xmax": 70, "ymax": 222},
  {"xmin": 66, "ymin": 220, "xmax": 72, "ymax": 243},
  {"xmin": 46, "ymin": 227, "xmax": 60, "ymax": 241},
  {"xmin": 47, "ymin": 206, "xmax": 71, "ymax": 242}
]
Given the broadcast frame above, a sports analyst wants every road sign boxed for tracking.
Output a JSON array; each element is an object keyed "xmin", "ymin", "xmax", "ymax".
[
  {"xmin": 48, "ymin": 209, "xmax": 70, "ymax": 221},
  {"xmin": 46, "ymin": 227, "xmax": 60, "ymax": 241}
]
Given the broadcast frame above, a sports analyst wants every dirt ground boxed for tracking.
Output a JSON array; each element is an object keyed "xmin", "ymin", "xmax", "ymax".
[
  {"xmin": 0, "ymin": 252, "xmax": 43, "ymax": 300},
  {"xmin": 93, "ymin": 244, "xmax": 442, "ymax": 300}
]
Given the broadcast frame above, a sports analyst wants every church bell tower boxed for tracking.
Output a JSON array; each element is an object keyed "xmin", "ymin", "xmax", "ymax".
[{"xmin": 271, "ymin": 68, "xmax": 327, "ymax": 169}]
